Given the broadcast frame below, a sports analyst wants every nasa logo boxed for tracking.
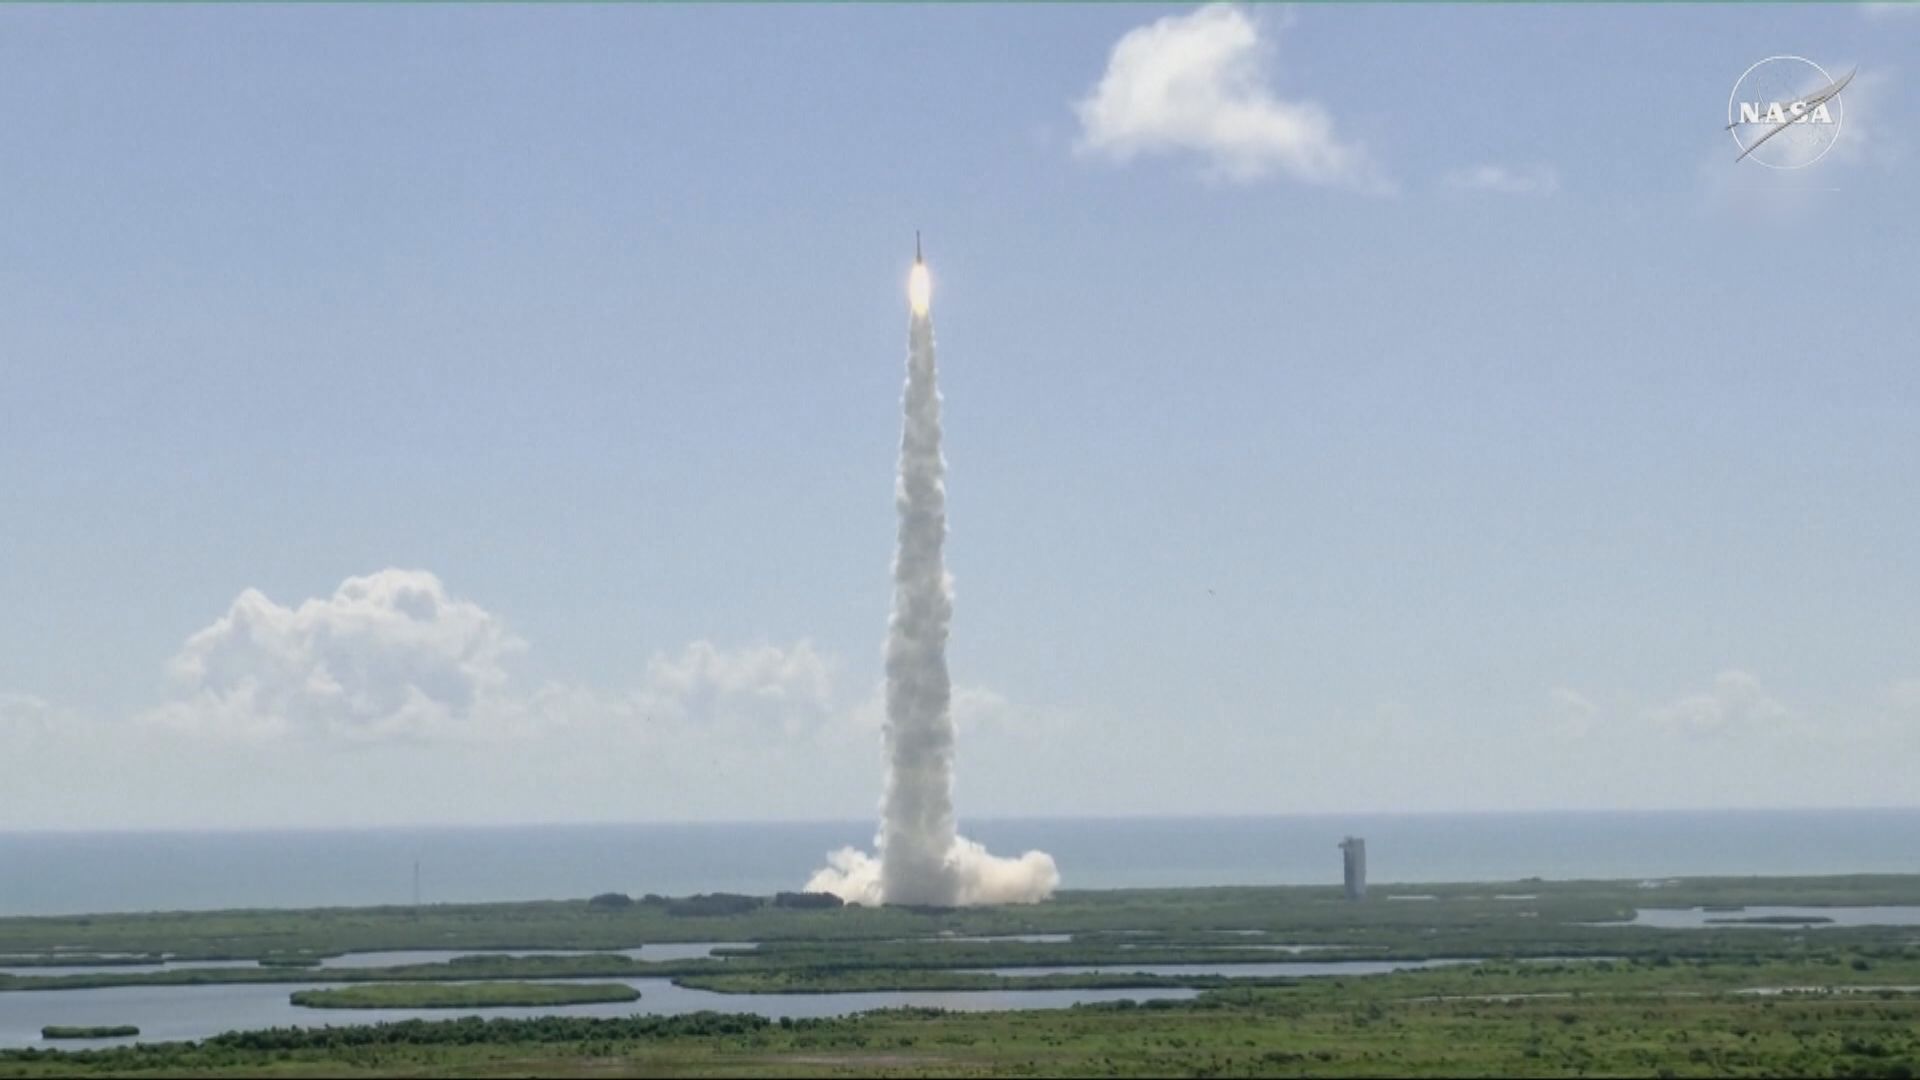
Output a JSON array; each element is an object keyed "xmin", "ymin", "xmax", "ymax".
[
  {"xmin": 1727, "ymin": 56, "xmax": 1850, "ymax": 170},
  {"xmin": 1736, "ymin": 100, "xmax": 1835, "ymax": 127}
]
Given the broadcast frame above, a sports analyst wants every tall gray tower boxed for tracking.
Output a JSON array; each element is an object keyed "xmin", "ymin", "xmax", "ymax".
[{"xmin": 1339, "ymin": 837, "xmax": 1367, "ymax": 901}]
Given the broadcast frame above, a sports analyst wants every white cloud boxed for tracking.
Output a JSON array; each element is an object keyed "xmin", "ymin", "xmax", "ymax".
[
  {"xmin": 1445, "ymin": 163, "xmax": 1560, "ymax": 196},
  {"xmin": 1647, "ymin": 670, "xmax": 1791, "ymax": 737},
  {"xmin": 1823, "ymin": 67, "xmax": 1897, "ymax": 168},
  {"xmin": 0, "ymin": 691, "xmax": 55, "ymax": 722},
  {"xmin": 1, "ymin": 693, "xmax": 66, "ymax": 747},
  {"xmin": 1544, "ymin": 687, "xmax": 1599, "ymax": 738},
  {"xmin": 1072, "ymin": 4, "xmax": 1385, "ymax": 189},
  {"xmin": 630, "ymin": 639, "xmax": 838, "ymax": 739},
  {"xmin": 1861, "ymin": 4, "xmax": 1920, "ymax": 20},
  {"xmin": 838, "ymin": 683, "xmax": 1072, "ymax": 742},
  {"xmin": 134, "ymin": 570, "xmax": 1013, "ymax": 762},
  {"xmin": 138, "ymin": 572, "xmax": 846, "ymax": 745},
  {"xmin": 1879, "ymin": 679, "xmax": 1920, "ymax": 733},
  {"xmin": 142, "ymin": 570, "xmax": 527, "ymax": 742},
  {"xmin": 953, "ymin": 686, "xmax": 1073, "ymax": 738}
]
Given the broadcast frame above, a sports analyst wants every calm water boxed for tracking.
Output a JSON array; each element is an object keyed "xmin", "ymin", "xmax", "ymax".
[
  {"xmin": 2, "ymin": 810, "xmax": 1916, "ymax": 917},
  {"xmin": 1620, "ymin": 906, "xmax": 1920, "ymax": 929},
  {"xmin": 1, "ymin": 945, "xmax": 750, "ymax": 978},
  {"xmin": 0, "ymin": 960, "xmax": 259, "ymax": 978},
  {"xmin": 0, "ymin": 979, "xmax": 1199, "ymax": 1051},
  {"xmin": 922, "ymin": 934, "xmax": 1073, "ymax": 944},
  {"xmin": 310, "ymin": 943, "xmax": 751, "ymax": 968},
  {"xmin": 977, "ymin": 960, "xmax": 1474, "ymax": 978}
]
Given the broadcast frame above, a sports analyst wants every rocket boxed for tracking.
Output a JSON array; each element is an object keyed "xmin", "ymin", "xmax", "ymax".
[{"xmin": 915, "ymin": 230, "xmax": 923, "ymax": 265}]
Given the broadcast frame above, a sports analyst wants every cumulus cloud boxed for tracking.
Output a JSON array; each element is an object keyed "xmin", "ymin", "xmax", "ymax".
[
  {"xmin": 630, "ymin": 640, "xmax": 838, "ymax": 737},
  {"xmin": 954, "ymin": 686, "xmax": 1072, "ymax": 738},
  {"xmin": 841, "ymin": 683, "xmax": 1073, "ymax": 739},
  {"xmin": 1073, "ymin": 4, "xmax": 1384, "ymax": 189},
  {"xmin": 1647, "ymin": 670, "xmax": 1791, "ymax": 737},
  {"xmin": 1823, "ymin": 67, "xmax": 1897, "ymax": 168},
  {"xmin": 5, "ymin": 568, "xmax": 1071, "ymax": 826},
  {"xmin": 0, "ymin": 692, "xmax": 56, "ymax": 723},
  {"xmin": 142, "ymin": 570, "xmax": 526, "ymax": 742},
  {"xmin": 1, "ymin": 693, "xmax": 66, "ymax": 747},
  {"xmin": 1880, "ymin": 680, "xmax": 1920, "ymax": 731},
  {"xmin": 1544, "ymin": 687, "xmax": 1599, "ymax": 738},
  {"xmin": 1445, "ymin": 163, "xmax": 1560, "ymax": 196},
  {"xmin": 138, "ymin": 570, "xmax": 1021, "ymax": 759}
]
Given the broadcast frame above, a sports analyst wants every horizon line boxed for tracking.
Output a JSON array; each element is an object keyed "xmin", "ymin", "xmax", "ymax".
[{"xmin": 6, "ymin": 804, "xmax": 1919, "ymax": 837}]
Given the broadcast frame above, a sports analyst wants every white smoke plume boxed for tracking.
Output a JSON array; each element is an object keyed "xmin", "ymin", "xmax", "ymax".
[{"xmin": 806, "ymin": 267, "xmax": 1058, "ymax": 907}]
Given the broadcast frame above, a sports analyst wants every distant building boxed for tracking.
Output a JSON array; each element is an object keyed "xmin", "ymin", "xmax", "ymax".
[{"xmin": 1339, "ymin": 837, "xmax": 1367, "ymax": 901}]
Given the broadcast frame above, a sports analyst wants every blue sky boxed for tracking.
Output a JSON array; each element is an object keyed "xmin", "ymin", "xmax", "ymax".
[{"xmin": 2, "ymin": 4, "xmax": 1916, "ymax": 829}]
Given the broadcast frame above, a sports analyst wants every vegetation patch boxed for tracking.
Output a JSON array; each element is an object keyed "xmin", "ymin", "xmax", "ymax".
[
  {"xmin": 38, "ymin": 1027, "xmax": 137, "ymax": 1041},
  {"xmin": 6, "ymin": 877, "xmax": 1920, "ymax": 1075},
  {"xmin": 8, "ymin": 989, "xmax": 1920, "ymax": 1077}
]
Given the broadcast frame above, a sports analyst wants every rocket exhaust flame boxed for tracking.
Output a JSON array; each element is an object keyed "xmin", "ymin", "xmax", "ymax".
[
  {"xmin": 908, "ymin": 263, "xmax": 932, "ymax": 317},
  {"xmin": 805, "ymin": 241, "xmax": 1059, "ymax": 907}
]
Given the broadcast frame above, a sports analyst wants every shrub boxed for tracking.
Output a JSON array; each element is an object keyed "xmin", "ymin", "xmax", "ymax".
[
  {"xmin": 41, "ymin": 1026, "xmax": 138, "ymax": 1040},
  {"xmin": 773, "ymin": 891, "xmax": 843, "ymax": 910},
  {"xmin": 666, "ymin": 893, "xmax": 762, "ymax": 917}
]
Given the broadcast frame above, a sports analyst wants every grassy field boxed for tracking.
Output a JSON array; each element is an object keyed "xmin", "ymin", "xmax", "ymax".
[
  {"xmin": 3, "ymin": 876, "xmax": 1919, "ymax": 1075},
  {"xmin": 289, "ymin": 982, "xmax": 641, "ymax": 1010},
  {"xmin": 3, "ymin": 981, "xmax": 1917, "ymax": 1076},
  {"xmin": 6, "ymin": 875, "xmax": 1919, "ymax": 963},
  {"xmin": 7, "ymin": 875, "xmax": 1920, "ymax": 991}
]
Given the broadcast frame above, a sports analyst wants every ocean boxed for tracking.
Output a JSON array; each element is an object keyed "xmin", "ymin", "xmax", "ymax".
[{"xmin": 2, "ymin": 810, "xmax": 1916, "ymax": 918}]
